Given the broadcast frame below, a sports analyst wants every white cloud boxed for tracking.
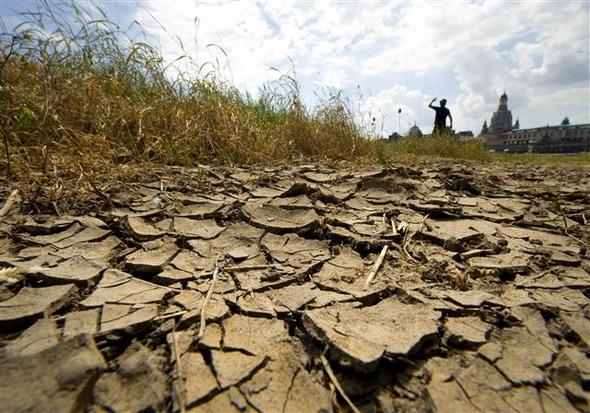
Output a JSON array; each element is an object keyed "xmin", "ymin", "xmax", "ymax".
[
  {"xmin": 360, "ymin": 84, "xmax": 433, "ymax": 136},
  {"xmin": 133, "ymin": 0, "xmax": 290, "ymax": 94}
]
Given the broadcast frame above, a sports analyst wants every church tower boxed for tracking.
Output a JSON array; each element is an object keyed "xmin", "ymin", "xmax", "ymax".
[
  {"xmin": 489, "ymin": 92, "xmax": 513, "ymax": 135},
  {"xmin": 481, "ymin": 120, "xmax": 489, "ymax": 134},
  {"xmin": 499, "ymin": 92, "xmax": 508, "ymax": 109}
]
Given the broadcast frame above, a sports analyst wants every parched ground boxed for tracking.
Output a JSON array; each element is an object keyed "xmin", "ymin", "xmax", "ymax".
[{"xmin": 0, "ymin": 160, "xmax": 589, "ymax": 413}]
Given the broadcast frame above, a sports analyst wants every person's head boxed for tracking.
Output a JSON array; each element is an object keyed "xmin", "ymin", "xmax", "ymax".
[{"xmin": 440, "ymin": 99, "xmax": 447, "ymax": 107}]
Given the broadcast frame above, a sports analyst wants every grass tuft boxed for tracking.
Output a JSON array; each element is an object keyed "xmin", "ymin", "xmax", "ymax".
[
  {"xmin": 382, "ymin": 133, "xmax": 491, "ymax": 162},
  {"xmin": 491, "ymin": 152, "xmax": 590, "ymax": 165}
]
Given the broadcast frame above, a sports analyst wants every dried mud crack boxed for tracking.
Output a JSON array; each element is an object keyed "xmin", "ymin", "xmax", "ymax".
[{"xmin": 1, "ymin": 161, "xmax": 589, "ymax": 413}]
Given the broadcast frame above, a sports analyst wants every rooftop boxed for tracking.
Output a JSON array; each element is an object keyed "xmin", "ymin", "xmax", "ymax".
[{"xmin": 509, "ymin": 123, "xmax": 590, "ymax": 133}]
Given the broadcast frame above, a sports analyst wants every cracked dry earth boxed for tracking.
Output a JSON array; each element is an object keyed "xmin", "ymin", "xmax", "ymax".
[{"xmin": 1, "ymin": 161, "xmax": 589, "ymax": 413}]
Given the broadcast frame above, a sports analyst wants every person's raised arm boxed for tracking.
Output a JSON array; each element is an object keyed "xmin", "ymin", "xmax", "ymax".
[{"xmin": 428, "ymin": 97, "xmax": 437, "ymax": 109}]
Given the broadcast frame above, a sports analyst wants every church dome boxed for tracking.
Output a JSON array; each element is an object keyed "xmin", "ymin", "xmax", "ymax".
[
  {"xmin": 490, "ymin": 92, "xmax": 512, "ymax": 134},
  {"xmin": 408, "ymin": 125, "xmax": 423, "ymax": 137}
]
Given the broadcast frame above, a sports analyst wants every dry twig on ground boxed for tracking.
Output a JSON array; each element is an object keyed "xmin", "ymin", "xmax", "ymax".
[
  {"xmin": 363, "ymin": 245, "xmax": 388, "ymax": 290},
  {"xmin": 197, "ymin": 258, "xmax": 220, "ymax": 341},
  {"xmin": 0, "ymin": 189, "xmax": 19, "ymax": 221},
  {"xmin": 171, "ymin": 321, "xmax": 186, "ymax": 413},
  {"xmin": 320, "ymin": 352, "xmax": 362, "ymax": 413}
]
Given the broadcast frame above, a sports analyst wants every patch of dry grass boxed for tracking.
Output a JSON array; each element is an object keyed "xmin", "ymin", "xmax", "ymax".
[
  {"xmin": 492, "ymin": 152, "xmax": 590, "ymax": 165},
  {"xmin": 379, "ymin": 134, "xmax": 491, "ymax": 163},
  {"xmin": 0, "ymin": 2, "xmax": 377, "ymax": 182},
  {"xmin": 0, "ymin": 1, "xmax": 387, "ymax": 212}
]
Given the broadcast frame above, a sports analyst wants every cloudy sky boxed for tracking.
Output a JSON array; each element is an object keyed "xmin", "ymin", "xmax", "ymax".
[{"xmin": 2, "ymin": 0, "xmax": 589, "ymax": 136}]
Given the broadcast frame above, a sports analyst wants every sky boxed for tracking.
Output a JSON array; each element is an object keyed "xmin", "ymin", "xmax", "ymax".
[{"xmin": 2, "ymin": 0, "xmax": 589, "ymax": 137}]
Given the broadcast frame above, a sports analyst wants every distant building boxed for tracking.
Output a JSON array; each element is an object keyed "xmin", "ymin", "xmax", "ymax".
[
  {"xmin": 481, "ymin": 120, "xmax": 489, "ymax": 134},
  {"xmin": 388, "ymin": 132, "xmax": 403, "ymax": 141},
  {"xmin": 407, "ymin": 124, "xmax": 423, "ymax": 138},
  {"xmin": 480, "ymin": 93, "xmax": 590, "ymax": 153},
  {"xmin": 484, "ymin": 123, "xmax": 590, "ymax": 153},
  {"xmin": 456, "ymin": 131, "xmax": 474, "ymax": 138},
  {"xmin": 489, "ymin": 92, "xmax": 513, "ymax": 135}
]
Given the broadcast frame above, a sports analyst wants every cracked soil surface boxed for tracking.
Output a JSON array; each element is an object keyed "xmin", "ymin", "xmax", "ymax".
[{"xmin": 1, "ymin": 161, "xmax": 589, "ymax": 412}]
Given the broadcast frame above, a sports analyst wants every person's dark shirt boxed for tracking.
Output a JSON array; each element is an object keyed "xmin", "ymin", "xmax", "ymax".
[{"xmin": 433, "ymin": 106, "xmax": 450, "ymax": 127}]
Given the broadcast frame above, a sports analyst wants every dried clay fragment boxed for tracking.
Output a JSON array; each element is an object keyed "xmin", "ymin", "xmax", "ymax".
[
  {"xmin": 242, "ymin": 202, "xmax": 319, "ymax": 233},
  {"xmin": 0, "ymin": 334, "xmax": 106, "ymax": 413},
  {"xmin": 173, "ymin": 217, "xmax": 225, "ymax": 239},
  {"xmin": 94, "ymin": 341, "xmax": 167, "ymax": 412},
  {"xmin": 444, "ymin": 316, "xmax": 491, "ymax": 347},
  {"xmin": 127, "ymin": 216, "xmax": 165, "ymax": 240},
  {"xmin": 53, "ymin": 226, "xmax": 111, "ymax": 249},
  {"xmin": 0, "ymin": 284, "xmax": 77, "ymax": 329},
  {"xmin": 81, "ymin": 269, "xmax": 173, "ymax": 308},
  {"xmin": 63, "ymin": 308, "xmax": 100, "ymax": 337},
  {"xmin": 124, "ymin": 238, "xmax": 178, "ymax": 273},
  {"xmin": 2, "ymin": 318, "xmax": 59, "ymax": 356},
  {"xmin": 28, "ymin": 255, "xmax": 103, "ymax": 285},
  {"xmin": 99, "ymin": 303, "xmax": 159, "ymax": 334},
  {"xmin": 240, "ymin": 341, "xmax": 333, "ymax": 413},
  {"xmin": 303, "ymin": 299, "xmax": 441, "ymax": 371}
]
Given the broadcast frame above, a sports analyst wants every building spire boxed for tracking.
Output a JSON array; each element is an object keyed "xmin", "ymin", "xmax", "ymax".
[{"xmin": 481, "ymin": 119, "xmax": 489, "ymax": 134}]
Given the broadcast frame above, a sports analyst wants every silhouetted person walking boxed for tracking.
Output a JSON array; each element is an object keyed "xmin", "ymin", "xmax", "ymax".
[{"xmin": 428, "ymin": 97, "xmax": 452, "ymax": 135}]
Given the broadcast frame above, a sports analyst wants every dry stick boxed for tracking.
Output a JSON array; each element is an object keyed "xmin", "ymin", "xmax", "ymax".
[
  {"xmin": 153, "ymin": 310, "xmax": 188, "ymax": 322},
  {"xmin": 320, "ymin": 353, "xmax": 362, "ymax": 413},
  {"xmin": 52, "ymin": 201, "xmax": 61, "ymax": 217},
  {"xmin": 327, "ymin": 383, "xmax": 340, "ymax": 411},
  {"xmin": 391, "ymin": 217, "xmax": 398, "ymax": 237},
  {"xmin": 2, "ymin": 128, "xmax": 10, "ymax": 178},
  {"xmin": 199, "ymin": 264, "xmax": 282, "ymax": 277},
  {"xmin": 363, "ymin": 245, "xmax": 388, "ymax": 290},
  {"xmin": 402, "ymin": 214, "xmax": 429, "ymax": 263},
  {"xmin": 172, "ymin": 329, "xmax": 182, "ymax": 381},
  {"xmin": 197, "ymin": 260, "xmax": 220, "ymax": 341},
  {"xmin": 132, "ymin": 275, "xmax": 181, "ymax": 292},
  {"xmin": 171, "ymin": 321, "xmax": 186, "ymax": 413},
  {"xmin": 78, "ymin": 163, "xmax": 112, "ymax": 206},
  {"xmin": 225, "ymin": 263, "xmax": 281, "ymax": 272},
  {"xmin": 564, "ymin": 228, "xmax": 584, "ymax": 246},
  {"xmin": 402, "ymin": 232, "xmax": 418, "ymax": 263},
  {"xmin": 418, "ymin": 213, "xmax": 430, "ymax": 233},
  {"xmin": 559, "ymin": 213, "xmax": 585, "ymax": 246},
  {"xmin": 0, "ymin": 189, "xmax": 19, "ymax": 221}
]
